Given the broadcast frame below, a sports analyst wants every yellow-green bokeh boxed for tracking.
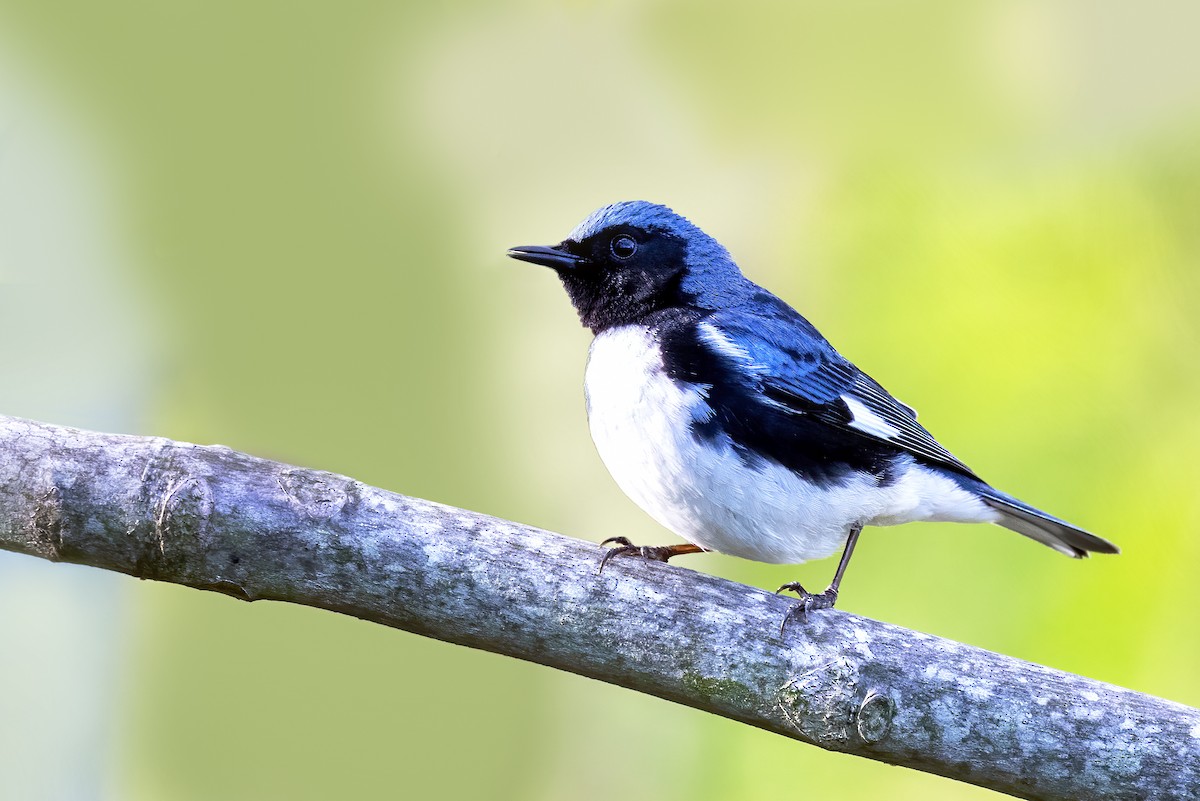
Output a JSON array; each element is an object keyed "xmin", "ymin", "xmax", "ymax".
[{"xmin": 0, "ymin": 1, "xmax": 1197, "ymax": 799}]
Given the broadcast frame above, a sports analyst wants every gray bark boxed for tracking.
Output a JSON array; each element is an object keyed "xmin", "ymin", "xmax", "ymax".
[{"xmin": 0, "ymin": 414, "xmax": 1195, "ymax": 800}]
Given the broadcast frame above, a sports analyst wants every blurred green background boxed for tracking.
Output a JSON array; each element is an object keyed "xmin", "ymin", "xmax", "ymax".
[{"xmin": 0, "ymin": 1, "xmax": 1197, "ymax": 799}]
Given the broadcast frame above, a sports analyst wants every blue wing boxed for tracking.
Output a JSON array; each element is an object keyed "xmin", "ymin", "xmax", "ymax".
[{"xmin": 702, "ymin": 302, "xmax": 980, "ymax": 480}]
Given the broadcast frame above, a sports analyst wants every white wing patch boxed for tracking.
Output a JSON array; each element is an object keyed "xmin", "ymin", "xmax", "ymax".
[
  {"xmin": 698, "ymin": 321, "xmax": 764, "ymax": 371},
  {"xmin": 842, "ymin": 395, "xmax": 901, "ymax": 439}
]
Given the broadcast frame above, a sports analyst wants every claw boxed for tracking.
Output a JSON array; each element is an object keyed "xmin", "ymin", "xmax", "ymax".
[
  {"xmin": 778, "ymin": 585, "xmax": 839, "ymax": 636},
  {"xmin": 598, "ymin": 543, "xmax": 633, "ymax": 574},
  {"xmin": 598, "ymin": 538, "xmax": 701, "ymax": 573},
  {"xmin": 599, "ymin": 541, "xmax": 662, "ymax": 573},
  {"xmin": 600, "ymin": 536, "xmax": 633, "ymax": 548},
  {"xmin": 598, "ymin": 538, "xmax": 627, "ymax": 574}
]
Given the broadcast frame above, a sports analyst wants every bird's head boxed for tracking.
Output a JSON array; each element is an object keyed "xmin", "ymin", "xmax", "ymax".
[{"xmin": 508, "ymin": 201, "xmax": 750, "ymax": 333}]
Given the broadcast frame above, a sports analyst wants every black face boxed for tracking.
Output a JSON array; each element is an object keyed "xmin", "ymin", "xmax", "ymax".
[{"xmin": 510, "ymin": 225, "xmax": 691, "ymax": 333}]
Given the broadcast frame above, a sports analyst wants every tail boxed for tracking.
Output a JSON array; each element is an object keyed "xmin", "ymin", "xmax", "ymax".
[{"xmin": 956, "ymin": 477, "xmax": 1119, "ymax": 558}]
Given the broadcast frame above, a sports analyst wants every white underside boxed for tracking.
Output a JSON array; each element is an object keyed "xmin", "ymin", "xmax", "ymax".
[{"xmin": 584, "ymin": 325, "xmax": 998, "ymax": 564}]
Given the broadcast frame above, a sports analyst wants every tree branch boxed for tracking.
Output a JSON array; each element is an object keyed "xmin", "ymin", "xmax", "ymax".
[{"xmin": 0, "ymin": 414, "xmax": 1195, "ymax": 800}]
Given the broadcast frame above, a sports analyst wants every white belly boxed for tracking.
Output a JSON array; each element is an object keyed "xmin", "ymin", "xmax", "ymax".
[{"xmin": 584, "ymin": 325, "xmax": 994, "ymax": 564}]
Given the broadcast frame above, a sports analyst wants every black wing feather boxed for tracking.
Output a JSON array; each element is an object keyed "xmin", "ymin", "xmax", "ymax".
[
  {"xmin": 764, "ymin": 374, "xmax": 979, "ymax": 479},
  {"xmin": 706, "ymin": 305, "xmax": 980, "ymax": 480}
]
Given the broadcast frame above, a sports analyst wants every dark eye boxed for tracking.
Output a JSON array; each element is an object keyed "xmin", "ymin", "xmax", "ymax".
[{"xmin": 610, "ymin": 234, "xmax": 638, "ymax": 260}]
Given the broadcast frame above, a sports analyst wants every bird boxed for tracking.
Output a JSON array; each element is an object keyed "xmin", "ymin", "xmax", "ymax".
[{"xmin": 507, "ymin": 200, "xmax": 1118, "ymax": 626}]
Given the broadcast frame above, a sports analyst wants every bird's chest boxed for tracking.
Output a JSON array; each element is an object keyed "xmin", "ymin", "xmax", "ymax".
[{"xmin": 584, "ymin": 327, "xmax": 698, "ymax": 493}]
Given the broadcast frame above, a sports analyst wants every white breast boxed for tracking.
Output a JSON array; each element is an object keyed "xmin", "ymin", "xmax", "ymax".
[{"xmin": 584, "ymin": 325, "xmax": 995, "ymax": 564}]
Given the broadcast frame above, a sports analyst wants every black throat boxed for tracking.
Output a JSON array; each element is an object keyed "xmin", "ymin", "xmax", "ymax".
[{"xmin": 556, "ymin": 232, "xmax": 693, "ymax": 334}]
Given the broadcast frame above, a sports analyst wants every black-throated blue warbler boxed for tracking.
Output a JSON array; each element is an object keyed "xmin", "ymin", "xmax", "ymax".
[{"xmin": 508, "ymin": 201, "xmax": 1117, "ymax": 624}]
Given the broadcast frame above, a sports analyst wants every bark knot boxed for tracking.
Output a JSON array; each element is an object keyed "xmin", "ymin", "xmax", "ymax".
[
  {"xmin": 854, "ymin": 691, "xmax": 896, "ymax": 744},
  {"xmin": 154, "ymin": 476, "xmax": 214, "ymax": 551},
  {"xmin": 278, "ymin": 469, "xmax": 354, "ymax": 521}
]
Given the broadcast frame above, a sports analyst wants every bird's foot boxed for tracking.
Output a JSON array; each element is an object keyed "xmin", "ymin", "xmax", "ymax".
[
  {"xmin": 776, "ymin": 582, "xmax": 839, "ymax": 635},
  {"xmin": 599, "ymin": 537, "xmax": 702, "ymax": 573}
]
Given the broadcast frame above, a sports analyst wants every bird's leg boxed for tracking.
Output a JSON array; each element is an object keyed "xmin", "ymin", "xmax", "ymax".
[
  {"xmin": 599, "ymin": 537, "xmax": 704, "ymax": 573},
  {"xmin": 777, "ymin": 524, "xmax": 863, "ymax": 633}
]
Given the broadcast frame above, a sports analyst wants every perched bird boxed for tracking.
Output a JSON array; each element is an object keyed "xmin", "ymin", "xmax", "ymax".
[{"xmin": 508, "ymin": 201, "xmax": 1118, "ymax": 624}]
